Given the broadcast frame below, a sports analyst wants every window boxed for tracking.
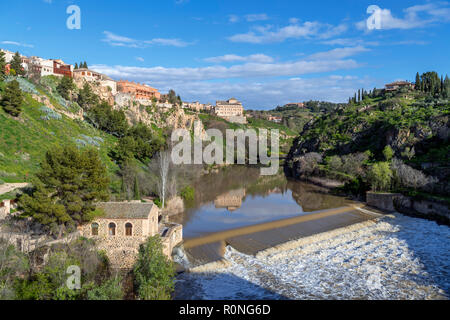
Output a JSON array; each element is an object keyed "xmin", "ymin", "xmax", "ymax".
[
  {"xmin": 91, "ymin": 223, "xmax": 99, "ymax": 236},
  {"xmin": 108, "ymin": 222, "xmax": 116, "ymax": 236},
  {"xmin": 125, "ymin": 223, "xmax": 133, "ymax": 236}
]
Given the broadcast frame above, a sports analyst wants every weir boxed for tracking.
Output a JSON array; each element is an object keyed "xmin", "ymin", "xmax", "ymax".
[{"xmin": 181, "ymin": 205, "xmax": 384, "ymax": 268}]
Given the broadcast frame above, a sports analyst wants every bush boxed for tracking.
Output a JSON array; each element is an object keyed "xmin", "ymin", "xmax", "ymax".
[
  {"xmin": 297, "ymin": 152, "xmax": 323, "ymax": 176},
  {"xmin": 180, "ymin": 186, "xmax": 195, "ymax": 202},
  {"xmin": 368, "ymin": 162, "xmax": 393, "ymax": 192},
  {"xmin": 391, "ymin": 158, "xmax": 437, "ymax": 191},
  {"xmin": 133, "ymin": 236, "xmax": 175, "ymax": 300}
]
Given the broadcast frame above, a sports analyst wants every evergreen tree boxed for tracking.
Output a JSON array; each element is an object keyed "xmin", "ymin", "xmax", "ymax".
[
  {"xmin": 133, "ymin": 176, "xmax": 140, "ymax": 200},
  {"xmin": 78, "ymin": 83, "xmax": 99, "ymax": 109},
  {"xmin": 1, "ymin": 80, "xmax": 23, "ymax": 116},
  {"xmin": 56, "ymin": 76, "xmax": 75, "ymax": 100},
  {"xmin": 10, "ymin": 52, "xmax": 25, "ymax": 76},
  {"xmin": 357, "ymin": 89, "xmax": 361, "ymax": 102},
  {"xmin": 415, "ymin": 72, "xmax": 421, "ymax": 91},
  {"xmin": 444, "ymin": 75, "xmax": 450, "ymax": 99},
  {"xmin": 19, "ymin": 145, "xmax": 110, "ymax": 234},
  {"xmin": 0, "ymin": 50, "xmax": 6, "ymax": 80},
  {"xmin": 74, "ymin": 63, "xmax": 78, "ymax": 70}
]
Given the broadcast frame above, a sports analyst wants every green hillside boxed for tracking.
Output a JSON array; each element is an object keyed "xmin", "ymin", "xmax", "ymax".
[{"xmin": 0, "ymin": 78, "xmax": 119, "ymax": 184}]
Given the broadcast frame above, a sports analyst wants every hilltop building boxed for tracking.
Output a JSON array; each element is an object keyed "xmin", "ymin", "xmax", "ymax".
[
  {"xmin": 268, "ymin": 115, "xmax": 283, "ymax": 123},
  {"xmin": 214, "ymin": 98, "xmax": 247, "ymax": 124},
  {"xmin": 385, "ymin": 81, "xmax": 415, "ymax": 92},
  {"xmin": 74, "ymin": 68, "xmax": 117, "ymax": 94},
  {"xmin": 117, "ymin": 80, "xmax": 161, "ymax": 101},
  {"xmin": 79, "ymin": 202, "xmax": 182, "ymax": 269},
  {"xmin": 52, "ymin": 59, "xmax": 73, "ymax": 77}
]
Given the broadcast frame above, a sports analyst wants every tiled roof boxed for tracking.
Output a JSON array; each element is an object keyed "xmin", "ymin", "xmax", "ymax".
[{"xmin": 96, "ymin": 202, "xmax": 155, "ymax": 219}]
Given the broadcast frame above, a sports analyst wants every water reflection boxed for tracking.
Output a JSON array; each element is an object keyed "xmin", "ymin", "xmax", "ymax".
[{"xmin": 172, "ymin": 167, "xmax": 353, "ymax": 239}]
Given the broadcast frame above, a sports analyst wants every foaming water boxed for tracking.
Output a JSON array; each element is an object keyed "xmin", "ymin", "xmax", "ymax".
[{"xmin": 175, "ymin": 214, "xmax": 450, "ymax": 300}]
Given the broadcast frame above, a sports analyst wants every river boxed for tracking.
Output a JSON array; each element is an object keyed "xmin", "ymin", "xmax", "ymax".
[{"xmin": 172, "ymin": 166, "xmax": 450, "ymax": 300}]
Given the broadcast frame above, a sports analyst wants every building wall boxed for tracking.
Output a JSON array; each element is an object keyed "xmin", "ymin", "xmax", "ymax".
[{"xmin": 117, "ymin": 80, "xmax": 160, "ymax": 101}]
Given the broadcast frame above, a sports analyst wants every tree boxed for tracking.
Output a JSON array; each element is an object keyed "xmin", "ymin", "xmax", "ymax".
[
  {"xmin": 133, "ymin": 176, "xmax": 140, "ymax": 200},
  {"xmin": 0, "ymin": 50, "xmax": 6, "ymax": 80},
  {"xmin": 10, "ymin": 52, "xmax": 25, "ymax": 76},
  {"xmin": 150, "ymin": 151, "xmax": 171, "ymax": 209},
  {"xmin": 78, "ymin": 83, "xmax": 99, "ymax": 109},
  {"xmin": 444, "ymin": 75, "xmax": 450, "ymax": 99},
  {"xmin": 415, "ymin": 72, "xmax": 421, "ymax": 90},
  {"xmin": 382, "ymin": 145, "xmax": 394, "ymax": 161},
  {"xmin": 133, "ymin": 236, "xmax": 175, "ymax": 300},
  {"xmin": 86, "ymin": 102, "xmax": 128, "ymax": 137},
  {"xmin": 19, "ymin": 145, "xmax": 110, "ymax": 235},
  {"xmin": 1, "ymin": 80, "xmax": 23, "ymax": 116},
  {"xmin": 56, "ymin": 76, "xmax": 75, "ymax": 100},
  {"xmin": 74, "ymin": 63, "xmax": 78, "ymax": 70},
  {"xmin": 368, "ymin": 162, "xmax": 392, "ymax": 192}
]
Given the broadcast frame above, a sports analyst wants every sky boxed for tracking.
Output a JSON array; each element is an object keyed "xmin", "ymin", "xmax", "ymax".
[{"xmin": 0, "ymin": 0, "xmax": 449, "ymax": 109}]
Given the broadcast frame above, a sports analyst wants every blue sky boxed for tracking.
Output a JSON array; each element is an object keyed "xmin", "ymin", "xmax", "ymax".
[{"xmin": 1, "ymin": 0, "xmax": 449, "ymax": 109}]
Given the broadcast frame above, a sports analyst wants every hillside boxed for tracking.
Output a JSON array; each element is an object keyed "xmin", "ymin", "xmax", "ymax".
[
  {"xmin": 286, "ymin": 80, "xmax": 450, "ymax": 199},
  {"xmin": 0, "ymin": 77, "xmax": 119, "ymax": 184}
]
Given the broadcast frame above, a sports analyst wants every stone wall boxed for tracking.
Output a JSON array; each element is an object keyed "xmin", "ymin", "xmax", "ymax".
[
  {"xmin": 366, "ymin": 192, "xmax": 401, "ymax": 212},
  {"xmin": 366, "ymin": 192, "xmax": 450, "ymax": 225},
  {"xmin": 161, "ymin": 223, "xmax": 183, "ymax": 257},
  {"xmin": 394, "ymin": 196, "xmax": 450, "ymax": 225}
]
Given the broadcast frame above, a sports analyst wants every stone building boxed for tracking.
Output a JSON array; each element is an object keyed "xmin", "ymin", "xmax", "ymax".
[
  {"xmin": 79, "ymin": 202, "xmax": 183, "ymax": 269},
  {"xmin": 73, "ymin": 68, "xmax": 117, "ymax": 94},
  {"xmin": 385, "ymin": 81, "xmax": 415, "ymax": 91},
  {"xmin": 214, "ymin": 98, "xmax": 247, "ymax": 124},
  {"xmin": 117, "ymin": 80, "xmax": 161, "ymax": 101}
]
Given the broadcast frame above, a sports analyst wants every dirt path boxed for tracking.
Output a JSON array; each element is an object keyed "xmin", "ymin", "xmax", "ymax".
[{"xmin": 0, "ymin": 183, "xmax": 29, "ymax": 195}]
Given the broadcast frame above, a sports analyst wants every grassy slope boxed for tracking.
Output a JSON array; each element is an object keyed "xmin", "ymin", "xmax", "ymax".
[{"xmin": 0, "ymin": 79, "xmax": 119, "ymax": 184}]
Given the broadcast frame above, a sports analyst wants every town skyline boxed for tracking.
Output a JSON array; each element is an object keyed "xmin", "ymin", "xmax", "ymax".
[{"xmin": 1, "ymin": 0, "xmax": 450, "ymax": 109}]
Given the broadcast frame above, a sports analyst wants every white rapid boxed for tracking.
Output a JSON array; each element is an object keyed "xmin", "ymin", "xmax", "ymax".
[{"xmin": 175, "ymin": 213, "xmax": 450, "ymax": 300}]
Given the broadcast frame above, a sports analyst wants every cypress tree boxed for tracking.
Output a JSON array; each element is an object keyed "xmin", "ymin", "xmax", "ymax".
[
  {"xmin": 415, "ymin": 72, "xmax": 421, "ymax": 91},
  {"xmin": 133, "ymin": 176, "xmax": 140, "ymax": 200},
  {"xmin": 74, "ymin": 63, "xmax": 78, "ymax": 69}
]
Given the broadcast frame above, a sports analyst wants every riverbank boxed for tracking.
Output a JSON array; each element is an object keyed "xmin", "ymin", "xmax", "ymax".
[{"xmin": 175, "ymin": 212, "xmax": 450, "ymax": 300}]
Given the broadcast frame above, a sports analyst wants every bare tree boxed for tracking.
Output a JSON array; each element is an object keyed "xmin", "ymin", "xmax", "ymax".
[{"xmin": 151, "ymin": 150, "xmax": 171, "ymax": 209}]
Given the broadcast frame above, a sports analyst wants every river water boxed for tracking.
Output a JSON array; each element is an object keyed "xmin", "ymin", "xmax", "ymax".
[{"xmin": 172, "ymin": 167, "xmax": 450, "ymax": 300}]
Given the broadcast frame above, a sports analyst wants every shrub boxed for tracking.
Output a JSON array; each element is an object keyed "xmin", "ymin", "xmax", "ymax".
[
  {"xmin": 368, "ymin": 162, "xmax": 393, "ymax": 192},
  {"xmin": 391, "ymin": 158, "xmax": 437, "ymax": 191},
  {"xmin": 133, "ymin": 236, "xmax": 175, "ymax": 300},
  {"xmin": 297, "ymin": 152, "xmax": 323, "ymax": 176},
  {"xmin": 180, "ymin": 186, "xmax": 195, "ymax": 202}
]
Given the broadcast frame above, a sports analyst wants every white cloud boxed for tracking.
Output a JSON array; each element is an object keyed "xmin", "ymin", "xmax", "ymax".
[
  {"xmin": 357, "ymin": 2, "xmax": 450, "ymax": 31},
  {"xmin": 1, "ymin": 41, "xmax": 34, "ymax": 48},
  {"xmin": 102, "ymin": 31, "xmax": 192, "ymax": 48},
  {"xmin": 135, "ymin": 57, "xmax": 145, "ymax": 62},
  {"xmin": 245, "ymin": 14, "xmax": 269, "ymax": 22},
  {"xmin": 307, "ymin": 46, "xmax": 370, "ymax": 60},
  {"xmin": 204, "ymin": 54, "xmax": 274, "ymax": 64},
  {"xmin": 228, "ymin": 21, "xmax": 348, "ymax": 43},
  {"xmin": 228, "ymin": 15, "xmax": 239, "ymax": 23},
  {"xmin": 90, "ymin": 45, "xmax": 371, "ymax": 108},
  {"xmin": 145, "ymin": 76, "xmax": 373, "ymax": 108},
  {"xmin": 91, "ymin": 58, "xmax": 360, "ymax": 83}
]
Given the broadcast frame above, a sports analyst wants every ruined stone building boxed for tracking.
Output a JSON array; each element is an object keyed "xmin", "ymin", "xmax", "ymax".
[{"xmin": 79, "ymin": 202, "xmax": 182, "ymax": 269}]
